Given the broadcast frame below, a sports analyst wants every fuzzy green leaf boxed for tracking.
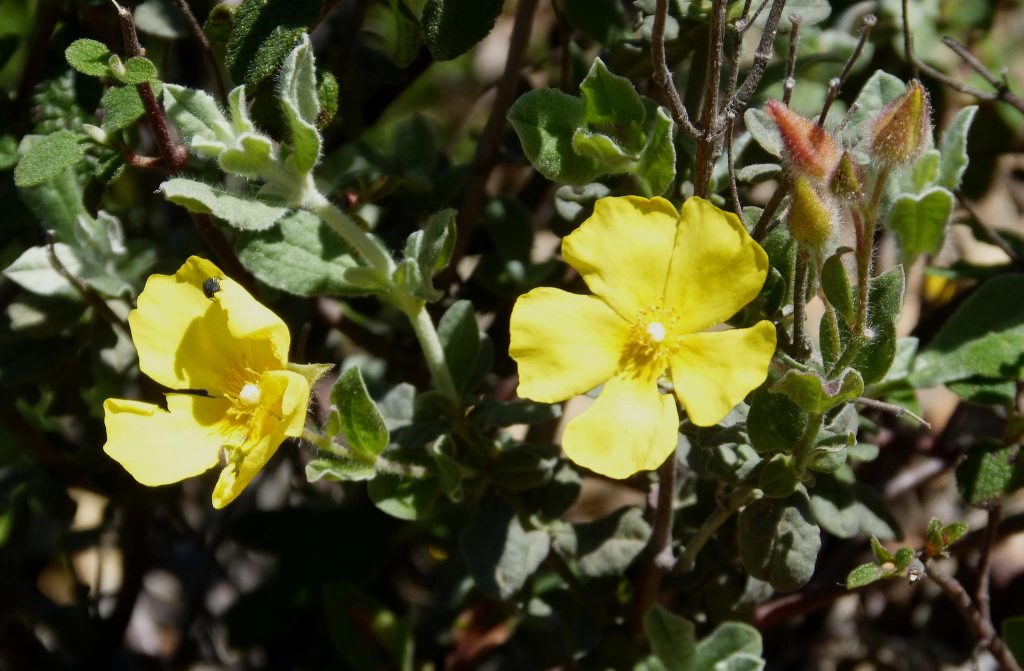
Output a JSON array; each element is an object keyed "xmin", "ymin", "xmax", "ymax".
[
  {"xmin": 743, "ymin": 108, "xmax": 782, "ymax": 158},
  {"xmin": 956, "ymin": 442, "xmax": 1023, "ymax": 507},
  {"xmin": 368, "ymin": 449, "xmax": 439, "ymax": 520},
  {"xmin": 163, "ymin": 83, "xmax": 232, "ymax": 146},
  {"xmin": 421, "ymin": 0, "xmax": 504, "ymax": 61},
  {"xmin": 553, "ymin": 506, "xmax": 651, "ymax": 578},
  {"xmin": 759, "ymin": 454, "xmax": 798, "ymax": 498},
  {"xmin": 771, "ymin": 368, "xmax": 863, "ymax": 414},
  {"xmin": 459, "ymin": 494, "xmax": 551, "ymax": 599},
  {"xmin": 870, "ymin": 536, "xmax": 894, "ymax": 563},
  {"xmin": 305, "ymin": 455, "xmax": 375, "ymax": 482},
  {"xmin": 64, "ymin": 39, "xmax": 112, "ymax": 77},
  {"xmin": 101, "ymin": 85, "xmax": 145, "ymax": 132},
  {"xmin": 332, "ymin": 366, "xmax": 389, "ymax": 463},
  {"xmin": 226, "ymin": 0, "xmax": 323, "ymax": 85},
  {"xmin": 738, "ymin": 491, "xmax": 821, "ymax": 591},
  {"xmin": 14, "ymin": 131, "xmax": 85, "ymax": 188},
  {"xmin": 747, "ymin": 388, "xmax": 808, "ymax": 454},
  {"xmin": 887, "ymin": 187, "xmax": 954, "ymax": 264},
  {"xmin": 438, "ymin": 300, "xmax": 480, "ymax": 394},
  {"xmin": 159, "ymin": 178, "xmax": 287, "ymax": 231},
  {"xmin": 116, "ymin": 56, "xmax": 158, "ymax": 84},
  {"xmin": 911, "ymin": 275, "xmax": 1024, "ymax": 388},
  {"xmin": 936, "ymin": 105, "xmax": 977, "ymax": 191},
  {"xmin": 509, "ymin": 88, "xmax": 600, "ymax": 185},
  {"xmin": 236, "ymin": 210, "xmax": 362, "ymax": 296},
  {"xmin": 821, "ymin": 251, "xmax": 854, "ymax": 324},
  {"xmin": 278, "ymin": 35, "xmax": 322, "ymax": 174},
  {"xmin": 636, "ymin": 104, "xmax": 676, "ymax": 197},
  {"xmin": 846, "ymin": 563, "xmax": 886, "ymax": 589},
  {"xmin": 579, "ymin": 58, "xmax": 645, "ymax": 151},
  {"xmin": 644, "ymin": 606, "xmax": 696, "ymax": 671},
  {"xmin": 695, "ymin": 622, "xmax": 763, "ymax": 671}
]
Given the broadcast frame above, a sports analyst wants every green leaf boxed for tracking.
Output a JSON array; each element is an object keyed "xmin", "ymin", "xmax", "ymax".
[
  {"xmin": 743, "ymin": 108, "xmax": 782, "ymax": 158},
  {"xmin": 845, "ymin": 562, "xmax": 886, "ymax": 589},
  {"xmin": 736, "ymin": 163, "xmax": 782, "ymax": 183},
  {"xmin": 636, "ymin": 104, "xmax": 676, "ymax": 197},
  {"xmin": 163, "ymin": 84, "xmax": 232, "ymax": 147},
  {"xmin": 116, "ymin": 56, "xmax": 158, "ymax": 84},
  {"xmin": 527, "ymin": 462, "xmax": 582, "ymax": 520},
  {"xmin": 431, "ymin": 436, "xmax": 463, "ymax": 502},
  {"xmin": 941, "ymin": 521, "xmax": 969, "ymax": 547},
  {"xmin": 14, "ymin": 131, "xmax": 85, "ymax": 188},
  {"xmin": 887, "ymin": 187, "xmax": 954, "ymax": 264},
  {"xmin": 870, "ymin": 536, "xmax": 894, "ymax": 563},
  {"xmin": 159, "ymin": 178, "xmax": 287, "ymax": 231},
  {"xmin": 809, "ymin": 473, "xmax": 900, "ymax": 540},
  {"xmin": 402, "ymin": 209, "xmax": 456, "ymax": 300},
  {"xmin": 386, "ymin": 0, "xmax": 422, "ymax": 67},
  {"xmin": 278, "ymin": 34, "xmax": 322, "ymax": 174},
  {"xmin": 491, "ymin": 442, "xmax": 559, "ymax": 490},
  {"xmin": 470, "ymin": 398, "xmax": 561, "ymax": 427},
  {"xmin": 754, "ymin": 0, "xmax": 830, "ymax": 26},
  {"xmin": 562, "ymin": 0, "xmax": 629, "ymax": 43},
  {"xmin": 759, "ymin": 454, "xmax": 798, "ymax": 498},
  {"xmin": 3, "ymin": 244, "xmax": 84, "ymax": 299},
  {"xmin": 134, "ymin": 0, "xmax": 190, "ymax": 39},
  {"xmin": 226, "ymin": 0, "xmax": 324, "ymax": 85},
  {"xmin": 553, "ymin": 506, "xmax": 651, "ymax": 577},
  {"xmin": 695, "ymin": 622, "xmax": 763, "ymax": 671},
  {"xmin": 438, "ymin": 300, "xmax": 480, "ymax": 394},
  {"xmin": 956, "ymin": 441, "xmax": 1023, "ymax": 507},
  {"xmin": 644, "ymin": 606, "xmax": 696, "ymax": 671},
  {"xmin": 236, "ymin": 210, "xmax": 362, "ymax": 296},
  {"xmin": 332, "ymin": 366, "xmax": 389, "ymax": 463},
  {"xmin": 579, "ymin": 58, "xmax": 645, "ymax": 151},
  {"xmin": 747, "ymin": 388, "xmax": 808, "ymax": 454},
  {"xmin": 821, "ymin": 251, "xmax": 854, "ymax": 324},
  {"xmin": 305, "ymin": 455, "xmax": 376, "ymax": 482},
  {"xmin": 936, "ymin": 105, "xmax": 977, "ymax": 187},
  {"xmin": 65, "ymin": 39, "xmax": 112, "ymax": 77},
  {"xmin": 911, "ymin": 275, "xmax": 1024, "ymax": 388},
  {"xmin": 459, "ymin": 494, "xmax": 551, "ymax": 599},
  {"xmin": 1001, "ymin": 616, "xmax": 1024, "ymax": 666},
  {"xmin": 368, "ymin": 449, "xmax": 440, "ymax": 520},
  {"xmin": 421, "ymin": 0, "xmax": 505, "ymax": 61},
  {"xmin": 770, "ymin": 368, "xmax": 863, "ymax": 414},
  {"xmin": 737, "ymin": 491, "xmax": 821, "ymax": 592},
  {"xmin": 894, "ymin": 547, "xmax": 916, "ymax": 570},
  {"xmin": 508, "ymin": 89, "xmax": 600, "ymax": 185},
  {"xmin": 571, "ymin": 129, "xmax": 634, "ymax": 172},
  {"xmin": 101, "ymin": 85, "xmax": 146, "ymax": 132},
  {"xmin": 0, "ymin": 134, "xmax": 18, "ymax": 170}
]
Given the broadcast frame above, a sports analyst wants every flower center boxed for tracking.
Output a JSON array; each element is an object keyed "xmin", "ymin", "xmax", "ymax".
[
  {"xmin": 620, "ymin": 307, "xmax": 681, "ymax": 380},
  {"xmin": 238, "ymin": 382, "xmax": 261, "ymax": 406},
  {"xmin": 646, "ymin": 321, "xmax": 667, "ymax": 343}
]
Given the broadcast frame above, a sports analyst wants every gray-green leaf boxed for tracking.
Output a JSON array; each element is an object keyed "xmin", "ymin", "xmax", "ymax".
[
  {"xmin": 14, "ymin": 131, "xmax": 85, "ymax": 188},
  {"xmin": 159, "ymin": 178, "xmax": 287, "ymax": 231}
]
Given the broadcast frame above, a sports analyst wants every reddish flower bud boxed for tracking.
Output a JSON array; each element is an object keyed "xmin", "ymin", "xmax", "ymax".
[
  {"xmin": 829, "ymin": 151, "xmax": 863, "ymax": 202},
  {"xmin": 870, "ymin": 80, "xmax": 933, "ymax": 166},
  {"xmin": 788, "ymin": 177, "xmax": 837, "ymax": 253},
  {"xmin": 765, "ymin": 99, "xmax": 840, "ymax": 182}
]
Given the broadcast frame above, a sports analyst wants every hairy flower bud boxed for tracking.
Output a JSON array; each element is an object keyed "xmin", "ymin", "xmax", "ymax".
[
  {"xmin": 788, "ymin": 177, "xmax": 837, "ymax": 254},
  {"xmin": 870, "ymin": 80, "xmax": 932, "ymax": 166},
  {"xmin": 765, "ymin": 99, "xmax": 840, "ymax": 182},
  {"xmin": 829, "ymin": 151, "xmax": 863, "ymax": 201}
]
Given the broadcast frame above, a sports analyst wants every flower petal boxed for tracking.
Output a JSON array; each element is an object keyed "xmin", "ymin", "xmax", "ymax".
[
  {"xmin": 670, "ymin": 320, "xmax": 777, "ymax": 426},
  {"xmin": 103, "ymin": 394, "xmax": 230, "ymax": 486},
  {"xmin": 562, "ymin": 374, "xmax": 679, "ymax": 479},
  {"xmin": 562, "ymin": 196, "xmax": 680, "ymax": 319},
  {"xmin": 510, "ymin": 287, "xmax": 630, "ymax": 403},
  {"xmin": 665, "ymin": 197, "xmax": 769, "ymax": 333},
  {"xmin": 128, "ymin": 256, "xmax": 291, "ymax": 394},
  {"xmin": 211, "ymin": 369, "xmax": 309, "ymax": 508}
]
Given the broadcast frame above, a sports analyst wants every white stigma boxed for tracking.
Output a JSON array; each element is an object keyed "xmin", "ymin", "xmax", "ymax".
[
  {"xmin": 646, "ymin": 321, "xmax": 667, "ymax": 343},
  {"xmin": 239, "ymin": 383, "xmax": 261, "ymax": 406}
]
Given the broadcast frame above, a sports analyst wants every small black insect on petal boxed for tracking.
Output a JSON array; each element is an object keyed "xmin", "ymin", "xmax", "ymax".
[{"xmin": 203, "ymin": 277, "xmax": 221, "ymax": 299}]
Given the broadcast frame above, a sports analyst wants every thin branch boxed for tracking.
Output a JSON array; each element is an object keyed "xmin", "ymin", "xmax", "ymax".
[
  {"xmin": 751, "ymin": 182, "xmax": 788, "ymax": 242},
  {"xmin": 834, "ymin": 14, "xmax": 876, "ymax": 94},
  {"xmin": 976, "ymin": 502, "xmax": 1001, "ymax": 627},
  {"xmin": 673, "ymin": 485, "xmax": 756, "ymax": 574},
  {"xmin": 926, "ymin": 561, "xmax": 1023, "ymax": 671},
  {"xmin": 722, "ymin": 0, "xmax": 787, "ymax": 121},
  {"xmin": 46, "ymin": 233, "xmax": 132, "ymax": 339},
  {"xmin": 693, "ymin": 0, "xmax": 729, "ymax": 197},
  {"xmin": 855, "ymin": 397, "xmax": 931, "ymax": 428},
  {"xmin": 630, "ymin": 455, "xmax": 678, "ymax": 636},
  {"xmin": 450, "ymin": 0, "xmax": 539, "ymax": 275},
  {"xmin": 736, "ymin": 0, "xmax": 770, "ymax": 35},
  {"xmin": 941, "ymin": 36, "xmax": 1024, "ymax": 115},
  {"xmin": 791, "ymin": 253, "xmax": 811, "ymax": 360},
  {"xmin": 901, "ymin": 0, "xmax": 918, "ymax": 79},
  {"xmin": 170, "ymin": 0, "xmax": 227, "ymax": 102},
  {"xmin": 835, "ymin": 101, "xmax": 861, "ymax": 135},
  {"xmin": 725, "ymin": 114, "xmax": 744, "ymax": 222},
  {"xmin": 651, "ymin": 0, "xmax": 701, "ymax": 139},
  {"xmin": 112, "ymin": 1, "xmax": 189, "ymax": 172},
  {"xmin": 956, "ymin": 192, "xmax": 1022, "ymax": 266},
  {"xmin": 817, "ymin": 78, "xmax": 841, "ymax": 126},
  {"xmin": 782, "ymin": 15, "xmax": 801, "ymax": 107}
]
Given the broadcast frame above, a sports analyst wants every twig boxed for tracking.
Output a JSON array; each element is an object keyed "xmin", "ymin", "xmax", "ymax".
[
  {"xmin": 673, "ymin": 485, "xmax": 756, "ymax": 574},
  {"xmin": 630, "ymin": 454, "xmax": 678, "ymax": 636},
  {"xmin": 170, "ymin": 0, "xmax": 227, "ymax": 102},
  {"xmin": 650, "ymin": 0, "xmax": 701, "ymax": 139},
  {"xmin": 817, "ymin": 78, "xmax": 841, "ymax": 126},
  {"xmin": 112, "ymin": 1, "xmax": 189, "ymax": 172},
  {"xmin": 791, "ymin": 253, "xmax": 811, "ymax": 360},
  {"xmin": 46, "ymin": 233, "xmax": 132, "ymax": 339},
  {"xmin": 901, "ymin": 0, "xmax": 918, "ymax": 79},
  {"xmin": 941, "ymin": 36, "xmax": 1024, "ymax": 115},
  {"xmin": 725, "ymin": 114, "xmax": 744, "ymax": 222},
  {"xmin": 855, "ymin": 397, "xmax": 931, "ymax": 428},
  {"xmin": 692, "ymin": 0, "xmax": 728, "ymax": 197},
  {"xmin": 955, "ymin": 192, "xmax": 1022, "ymax": 266},
  {"xmin": 751, "ymin": 182, "xmax": 788, "ymax": 242},
  {"xmin": 835, "ymin": 101, "xmax": 860, "ymax": 135},
  {"xmin": 722, "ymin": 0, "xmax": 787, "ymax": 121},
  {"xmin": 736, "ymin": 0, "xmax": 770, "ymax": 35},
  {"xmin": 451, "ymin": 0, "xmax": 539, "ymax": 275},
  {"xmin": 832, "ymin": 15, "xmax": 876, "ymax": 97},
  {"xmin": 782, "ymin": 15, "xmax": 801, "ymax": 107},
  {"xmin": 976, "ymin": 502, "xmax": 1001, "ymax": 627},
  {"xmin": 926, "ymin": 561, "xmax": 1023, "ymax": 671}
]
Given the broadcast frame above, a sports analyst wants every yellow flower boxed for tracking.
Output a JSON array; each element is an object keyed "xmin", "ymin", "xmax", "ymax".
[
  {"xmin": 103, "ymin": 256, "xmax": 315, "ymax": 508},
  {"xmin": 509, "ymin": 196, "xmax": 777, "ymax": 479}
]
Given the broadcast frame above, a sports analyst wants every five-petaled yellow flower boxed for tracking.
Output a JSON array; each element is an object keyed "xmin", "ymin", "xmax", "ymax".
[
  {"xmin": 510, "ymin": 196, "xmax": 777, "ymax": 479},
  {"xmin": 103, "ymin": 256, "xmax": 315, "ymax": 508}
]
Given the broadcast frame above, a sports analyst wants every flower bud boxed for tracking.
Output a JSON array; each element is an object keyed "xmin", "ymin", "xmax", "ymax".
[
  {"xmin": 870, "ymin": 80, "xmax": 932, "ymax": 166},
  {"xmin": 829, "ymin": 151, "xmax": 863, "ymax": 201},
  {"xmin": 765, "ymin": 99, "xmax": 840, "ymax": 183},
  {"xmin": 788, "ymin": 177, "xmax": 837, "ymax": 253},
  {"xmin": 108, "ymin": 54, "xmax": 127, "ymax": 80}
]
